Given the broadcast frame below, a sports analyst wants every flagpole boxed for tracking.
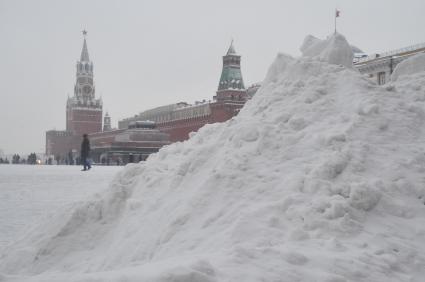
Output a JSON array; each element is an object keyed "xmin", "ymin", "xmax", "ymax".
[{"xmin": 334, "ymin": 9, "xmax": 337, "ymax": 34}]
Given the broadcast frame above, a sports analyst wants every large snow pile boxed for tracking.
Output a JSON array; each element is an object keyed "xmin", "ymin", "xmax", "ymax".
[
  {"xmin": 391, "ymin": 52, "xmax": 425, "ymax": 81},
  {"xmin": 1, "ymin": 33, "xmax": 425, "ymax": 282}
]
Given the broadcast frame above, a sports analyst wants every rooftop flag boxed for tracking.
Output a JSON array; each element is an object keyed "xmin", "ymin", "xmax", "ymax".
[
  {"xmin": 334, "ymin": 9, "xmax": 341, "ymax": 34},
  {"xmin": 336, "ymin": 9, "xmax": 341, "ymax": 18}
]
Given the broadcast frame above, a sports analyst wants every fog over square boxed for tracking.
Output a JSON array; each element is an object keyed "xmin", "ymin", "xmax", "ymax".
[{"xmin": 1, "ymin": 0, "xmax": 425, "ymax": 154}]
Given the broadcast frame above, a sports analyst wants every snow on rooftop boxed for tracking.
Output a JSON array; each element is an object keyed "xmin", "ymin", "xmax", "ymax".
[
  {"xmin": 391, "ymin": 52, "xmax": 425, "ymax": 81},
  {"xmin": 1, "ymin": 33, "xmax": 425, "ymax": 282}
]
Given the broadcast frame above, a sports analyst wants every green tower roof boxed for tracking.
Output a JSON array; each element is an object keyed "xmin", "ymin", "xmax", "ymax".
[
  {"xmin": 218, "ymin": 41, "xmax": 245, "ymax": 91},
  {"xmin": 218, "ymin": 66, "xmax": 245, "ymax": 91}
]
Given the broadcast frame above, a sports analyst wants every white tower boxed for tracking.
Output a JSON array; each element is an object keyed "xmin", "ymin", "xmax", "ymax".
[{"xmin": 103, "ymin": 112, "xmax": 111, "ymax": 131}]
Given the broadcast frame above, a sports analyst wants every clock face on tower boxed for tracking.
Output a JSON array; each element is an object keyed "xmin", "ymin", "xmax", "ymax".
[{"xmin": 83, "ymin": 85, "xmax": 92, "ymax": 94}]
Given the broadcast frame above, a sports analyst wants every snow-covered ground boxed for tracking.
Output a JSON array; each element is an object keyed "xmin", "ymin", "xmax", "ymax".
[
  {"xmin": 0, "ymin": 165, "xmax": 122, "ymax": 248},
  {"xmin": 1, "ymin": 33, "xmax": 425, "ymax": 281}
]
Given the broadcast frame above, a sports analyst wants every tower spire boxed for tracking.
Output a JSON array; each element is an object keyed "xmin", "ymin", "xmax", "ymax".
[
  {"xmin": 80, "ymin": 30, "xmax": 90, "ymax": 61},
  {"xmin": 226, "ymin": 38, "xmax": 237, "ymax": 55}
]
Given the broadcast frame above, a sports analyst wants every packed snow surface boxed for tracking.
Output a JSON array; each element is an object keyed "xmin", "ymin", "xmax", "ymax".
[
  {"xmin": 1, "ymin": 34, "xmax": 425, "ymax": 281},
  {"xmin": 391, "ymin": 52, "xmax": 425, "ymax": 81},
  {"xmin": 0, "ymin": 165, "xmax": 121, "ymax": 248}
]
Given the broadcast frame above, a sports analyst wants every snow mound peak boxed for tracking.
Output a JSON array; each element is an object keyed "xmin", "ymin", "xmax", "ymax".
[
  {"xmin": 391, "ymin": 52, "xmax": 425, "ymax": 81},
  {"xmin": 1, "ymin": 33, "xmax": 425, "ymax": 282},
  {"xmin": 262, "ymin": 52, "xmax": 294, "ymax": 85},
  {"xmin": 301, "ymin": 33, "xmax": 354, "ymax": 68},
  {"xmin": 299, "ymin": 35, "xmax": 321, "ymax": 54}
]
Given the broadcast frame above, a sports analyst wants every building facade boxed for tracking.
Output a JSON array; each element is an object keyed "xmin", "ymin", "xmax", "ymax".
[
  {"xmin": 90, "ymin": 121, "xmax": 171, "ymax": 165},
  {"xmin": 354, "ymin": 42, "xmax": 425, "ymax": 85},
  {"xmin": 45, "ymin": 130, "xmax": 78, "ymax": 160}
]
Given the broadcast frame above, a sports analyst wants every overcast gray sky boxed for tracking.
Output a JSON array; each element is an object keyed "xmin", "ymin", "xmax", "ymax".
[{"xmin": 1, "ymin": 0, "xmax": 424, "ymax": 155}]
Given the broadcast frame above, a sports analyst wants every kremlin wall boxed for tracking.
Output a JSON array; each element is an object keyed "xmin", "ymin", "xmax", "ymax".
[
  {"xmin": 46, "ymin": 33, "xmax": 425, "ymax": 165},
  {"xmin": 118, "ymin": 42, "xmax": 255, "ymax": 143}
]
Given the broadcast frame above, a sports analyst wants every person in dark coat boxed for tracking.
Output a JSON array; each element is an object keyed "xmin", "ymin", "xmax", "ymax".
[{"xmin": 81, "ymin": 134, "xmax": 91, "ymax": 171}]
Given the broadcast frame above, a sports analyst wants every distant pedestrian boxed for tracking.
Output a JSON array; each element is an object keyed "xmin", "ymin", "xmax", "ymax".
[{"xmin": 81, "ymin": 134, "xmax": 91, "ymax": 171}]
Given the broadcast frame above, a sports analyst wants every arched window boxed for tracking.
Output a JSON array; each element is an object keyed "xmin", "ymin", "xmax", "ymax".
[{"xmin": 85, "ymin": 64, "xmax": 89, "ymax": 72}]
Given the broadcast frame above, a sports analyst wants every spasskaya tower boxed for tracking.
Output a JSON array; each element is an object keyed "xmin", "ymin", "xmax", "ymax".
[{"xmin": 66, "ymin": 30, "xmax": 102, "ymax": 135}]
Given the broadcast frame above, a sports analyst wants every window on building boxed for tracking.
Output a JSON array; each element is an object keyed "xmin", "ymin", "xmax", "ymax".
[{"xmin": 378, "ymin": 72, "xmax": 386, "ymax": 85}]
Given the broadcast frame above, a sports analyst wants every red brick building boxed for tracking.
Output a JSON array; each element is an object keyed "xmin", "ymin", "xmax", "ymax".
[{"xmin": 45, "ymin": 130, "xmax": 79, "ymax": 159}]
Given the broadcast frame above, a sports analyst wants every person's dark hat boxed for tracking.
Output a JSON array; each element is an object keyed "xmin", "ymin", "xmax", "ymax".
[{"xmin": 83, "ymin": 134, "xmax": 88, "ymax": 138}]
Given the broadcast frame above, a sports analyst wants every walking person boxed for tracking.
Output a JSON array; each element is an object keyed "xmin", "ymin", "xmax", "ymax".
[{"xmin": 81, "ymin": 134, "xmax": 91, "ymax": 171}]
